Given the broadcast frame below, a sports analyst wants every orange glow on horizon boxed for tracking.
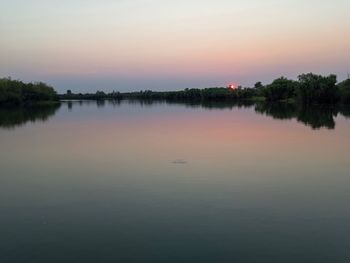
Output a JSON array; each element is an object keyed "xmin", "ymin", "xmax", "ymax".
[{"xmin": 228, "ymin": 84, "xmax": 237, "ymax": 90}]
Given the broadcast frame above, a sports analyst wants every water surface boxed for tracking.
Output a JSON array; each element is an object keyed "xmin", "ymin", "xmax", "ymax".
[{"xmin": 1, "ymin": 101, "xmax": 350, "ymax": 263}]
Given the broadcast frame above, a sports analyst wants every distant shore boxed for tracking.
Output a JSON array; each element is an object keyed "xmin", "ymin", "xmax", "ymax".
[
  {"xmin": 59, "ymin": 73, "xmax": 350, "ymax": 106},
  {"xmin": 1, "ymin": 73, "xmax": 350, "ymax": 107}
]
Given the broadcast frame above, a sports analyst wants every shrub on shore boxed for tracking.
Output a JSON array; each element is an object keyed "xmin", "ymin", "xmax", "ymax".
[{"xmin": 0, "ymin": 78, "xmax": 58, "ymax": 105}]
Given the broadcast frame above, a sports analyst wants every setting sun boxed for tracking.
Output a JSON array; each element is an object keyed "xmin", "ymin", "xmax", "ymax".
[{"xmin": 228, "ymin": 84, "xmax": 237, "ymax": 90}]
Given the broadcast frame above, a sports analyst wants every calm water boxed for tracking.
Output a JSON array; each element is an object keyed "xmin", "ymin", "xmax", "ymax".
[{"xmin": 1, "ymin": 100, "xmax": 350, "ymax": 263}]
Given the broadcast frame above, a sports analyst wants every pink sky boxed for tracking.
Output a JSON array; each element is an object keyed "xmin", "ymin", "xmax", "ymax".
[{"xmin": 1, "ymin": 0, "xmax": 350, "ymax": 92}]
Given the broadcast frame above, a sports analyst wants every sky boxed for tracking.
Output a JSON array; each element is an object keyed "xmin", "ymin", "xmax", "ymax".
[{"xmin": 1, "ymin": 0, "xmax": 350, "ymax": 92}]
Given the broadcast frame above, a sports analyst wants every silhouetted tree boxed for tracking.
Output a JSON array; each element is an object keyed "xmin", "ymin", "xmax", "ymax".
[
  {"xmin": 0, "ymin": 78, "xmax": 58, "ymax": 105},
  {"xmin": 254, "ymin": 82, "xmax": 263, "ymax": 89},
  {"xmin": 337, "ymin": 79, "xmax": 350, "ymax": 104},
  {"xmin": 298, "ymin": 73, "xmax": 339, "ymax": 104},
  {"xmin": 262, "ymin": 77, "xmax": 297, "ymax": 101}
]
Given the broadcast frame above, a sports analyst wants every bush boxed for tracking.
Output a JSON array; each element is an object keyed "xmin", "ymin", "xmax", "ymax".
[
  {"xmin": 338, "ymin": 79, "xmax": 350, "ymax": 104},
  {"xmin": 0, "ymin": 78, "xmax": 58, "ymax": 105},
  {"xmin": 262, "ymin": 77, "xmax": 297, "ymax": 101},
  {"xmin": 298, "ymin": 73, "xmax": 339, "ymax": 104}
]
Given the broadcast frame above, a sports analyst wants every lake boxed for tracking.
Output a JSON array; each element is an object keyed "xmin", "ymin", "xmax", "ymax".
[{"xmin": 1, "ymin": 100, "xmax": 350, "ymax": 263}]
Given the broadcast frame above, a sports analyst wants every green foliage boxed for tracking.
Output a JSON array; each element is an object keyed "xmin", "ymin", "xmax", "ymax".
[
  {"xmin": 0, "ymin": 78, "xmax": 58, "ymax": 105},
  {"xmin": 297, "ymin": 73, "xmax": 339, "ymax": 104},
  {"xmin": 337, "ymin": 79, "xmax": 350, "ymax": 104},
  {"xmin": 61, "ymin": 90, "xmax": 122, "ymax": 100},
  {"xmin": 117, "ymin": 87, "xmax": 261, "ymax": 102},
  {"xmin": 254, "ymin": 82, "xmax": 263, "ymax": 89},
  {"xmin": 201, "ymin": 88, "xmax": 234, "ymax": 100},
  {"xmin": 262, "ymin": 77, "xmax": 297, "ymax": 102}
]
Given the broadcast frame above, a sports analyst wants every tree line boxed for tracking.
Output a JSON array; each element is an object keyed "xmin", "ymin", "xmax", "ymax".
[
  {"xmin": 260, "ymin": 74, "xmax": 350, "ymax": 104},
  {"xmin": 2, "ymin": 73, "xmax": 350, "ymax": 106},
  {"xmin": 0, "ymin": 78, "xmax": 58, "ymax": 105},
  {"xmin": 60, "ymin": 73, "xmax": 350, "ymax": 105}
]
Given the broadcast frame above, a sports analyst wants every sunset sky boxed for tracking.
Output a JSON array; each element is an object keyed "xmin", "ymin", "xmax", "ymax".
[{"xmin": 1, "ymin": 0, "xmax": 350, "ymax": 92}]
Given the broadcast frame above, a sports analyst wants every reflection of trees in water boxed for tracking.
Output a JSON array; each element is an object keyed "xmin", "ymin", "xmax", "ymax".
[
  {"xmin": 296, "ymin": 106, "xmax": 337, "ymax": 129},
  {"xmin": 254, "ymin": 102, "xmax": 346, "ymax": 129},
  {"xmin": 182, "ymin": 100, "xmax": 346, "ymax": 129},
  {"xmin": 339, "ymin": 106, "xmax": 350, "ymax": 118},
  {"xmin": 62, "ymin": 99, "xmax": 122, "ymax": 110},
  {"xmin": 19, "ymin": 99, "xmax": 349, "ymax": 131},
  {"xmin": 255, "ymin": 103, "xmax": 297, "ymax": 120},
  {"xmin": 63, "ymin": 98, "xmax": 255, "ymax": 110},
  {"xmin": 195, "ymin": 100, "xmax": 255, "ymax": 110},
  {"xmin": 0, "ymin": 104, "xmax": 61, "ymax": 129},
  {"xmin": 154, "ymin": 99, "xmax": 255, "ymax": 110},
  {"xmin": 65, "ymin": 99, "xmax": 350, "ymax": 130}
]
